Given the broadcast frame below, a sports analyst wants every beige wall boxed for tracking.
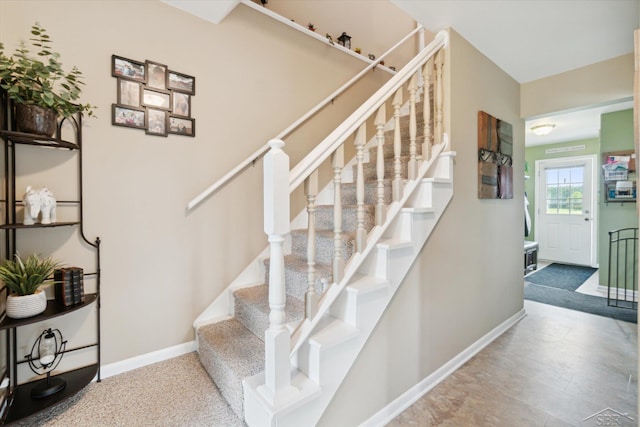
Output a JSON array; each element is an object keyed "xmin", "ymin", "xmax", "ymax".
[
  {"xmin": 0, "ymin": 1, "xmax": 397, "ymax": 366},
  {"xmin": 320, "ymin": 28, "xmax": 524, "ymax": 425},
  {"xmin": 521, "ymin": 53, "xmax": 634, "ymax": 118}
]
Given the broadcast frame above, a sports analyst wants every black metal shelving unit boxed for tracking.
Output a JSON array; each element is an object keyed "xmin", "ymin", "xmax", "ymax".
[{"xmin": 0, "ymin": 91, "xmax": 101, "ymax": 425}]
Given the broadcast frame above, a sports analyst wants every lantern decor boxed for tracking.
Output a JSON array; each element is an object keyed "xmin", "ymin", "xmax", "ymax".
[
  {"xmin": 26, "ymin": 328, "xmax": 67, "ymax": 398},
  {"xmin": 337, "ymin": 32, "xmax": 351, "ymax": 49}
]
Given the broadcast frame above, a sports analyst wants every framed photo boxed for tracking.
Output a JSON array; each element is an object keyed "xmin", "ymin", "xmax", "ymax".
[
  {"xmin": 146, "ymin": 109, "xmax": 168, "ymax": 137},
  {"xmin": 112, "ymin": 55, "xmax": 146, "ymax": 83},
  {"xmin": 146, "ymin": 61, "xmax": 168, "ymax": 90},
  {"xmin": 169, "ymin": 116, "xmax": 195, "ymax": 137},
  {"xmin": 168, "ymin": 71, "xmax": 195, "ymax": 95},
  {"xmin": 172, "ymin": 92, "xmax": 190, "ymax": 118},
  {"xmin": 142, "ymin": 88, "xmax": 171, "ymax": 111},
  {"xmin": 117, "ymin": 79, "xmax": 141, "ymax": 107},
  {"xmin": 112, "ymin": 104, "xmax": 145, "ymax": 129}
]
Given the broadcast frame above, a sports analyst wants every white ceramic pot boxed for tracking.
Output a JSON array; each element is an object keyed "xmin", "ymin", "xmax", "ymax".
[{"xmin": 6, "ymin": 290, "xmax": 47, "ymax": 319}]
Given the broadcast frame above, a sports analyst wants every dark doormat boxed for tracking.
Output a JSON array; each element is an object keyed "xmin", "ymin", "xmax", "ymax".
[
  {"xmin": 526, "ymin": 263, "xmax": 598, "ymax": 291},
  {"xmin": 524, "ymin": 283, "xmax": 637, "ymax": 323}
]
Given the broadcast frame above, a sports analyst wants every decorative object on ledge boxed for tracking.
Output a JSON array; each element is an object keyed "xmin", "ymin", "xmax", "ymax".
[
  {"xmin": 54, "ymin": 267, "xmax": 85, "ymax": 307},
  {"xmin": 478, "ymin": 111, "xmax": 513, "ymax": 199},
  {"xmin": 0, "ymin": 253, "xmax": 61, "ymax": 319},
  {"xmin": 337, "ymin": 32, "xmax": 351, "ymax": 49},
  {"xmin": 23, "ymin": 186, "xmax": 57, "ymax": 225},
  {"xmin": 368, "ymin": 54, "xmax": 376, "ymax": 60},
  {"xmin": 26, "ymin": 328, "xmax": 67, "ymax": 398},
  {"xmin": 325, "ymin": 34, "xmax": 334, "ymax": 45},
  {"xmin": 307, "ymin": 23, "xmax": 315, "ymax": 32},
  {"xmin": 0, "ymin": 22, "xmax": 96, "ymax": 137},
  {"xmin": 354, "ymin": 47, "xmax": 362, "ymax": 54},
  {"xmin": 111, "ymin": 54, "xmax": 196, "ymax": 137}
]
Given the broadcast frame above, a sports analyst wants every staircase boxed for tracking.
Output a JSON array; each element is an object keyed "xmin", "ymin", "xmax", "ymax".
[{"xmin": 193, "ymin": 31, "xmax": 451, "ymax": 426}]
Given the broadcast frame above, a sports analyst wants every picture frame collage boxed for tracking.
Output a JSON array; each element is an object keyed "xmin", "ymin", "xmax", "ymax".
[{"xmin": 111, "ymin": 55, "xmax": 196, "ymax": 137}]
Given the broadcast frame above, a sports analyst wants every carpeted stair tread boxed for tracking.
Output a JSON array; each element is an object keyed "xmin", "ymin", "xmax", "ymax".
[
  {"xmin": 290, "ymin": 229, "xmax": 355, "ymax": 264},
  {"xmin": 197, "ymin": 318, "xmax": 265, "ymax": 418},
  {"xmin": 358, "ymin": 155, "xmax": 410, "ymax": 180},
  {"xmin": 234, "ymin": 284, "xmax": 304, "ymax": 340}
]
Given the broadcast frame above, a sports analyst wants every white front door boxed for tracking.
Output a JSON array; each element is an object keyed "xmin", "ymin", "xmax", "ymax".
[{"xmin": 535, "ymin": 155, "xmax": 597, "ymax": 266}]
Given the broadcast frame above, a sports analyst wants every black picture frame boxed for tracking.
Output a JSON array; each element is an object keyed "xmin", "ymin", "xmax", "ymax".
[
  {"xmin": 169, "ymin": 116, "xmax": 195, "ymax": 137},
  {"xmin": 146, "ymin": 108, "xmax": 168, "ymax": 137},
  {"xmin": 112, "ymin": 104, "xmax": 145, "ymax": 129},
  {"xmin": 146, "ymin": 61, "xmax": 168, "ymax": 90},
  {"xmin": 117, "ymin": 79, "xmax": 141, "ymax": 107},
  {"xmin": 172, "ymin": 92, "xmax": 190, "ymax": 118},
  {"xmin": 112, "ymin": 55, "xmax": 146, "ymax": 83},
  {"xmin": 141, "ymin": 88, "xmax": 172, "ymax": 111},
  {"xmin": 168, "ymin": 70, "xmax": 195, "ymax": 95}
]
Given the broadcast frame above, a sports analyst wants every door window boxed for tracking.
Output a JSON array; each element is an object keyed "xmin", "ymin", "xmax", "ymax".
[{"xmin": 545, "ymin": 166, "xmax": 583, "ymax": 215}]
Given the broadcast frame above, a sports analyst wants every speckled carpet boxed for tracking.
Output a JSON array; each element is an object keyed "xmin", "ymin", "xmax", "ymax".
[{"xmin": 13, "ymin": 353, "xmax": 245, "ymax": 427}]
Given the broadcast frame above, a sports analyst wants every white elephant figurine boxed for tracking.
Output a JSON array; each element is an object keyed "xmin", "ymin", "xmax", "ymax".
[{"xmin": 23, "ymin": 186, "xmax": 57, "ymax": 225}]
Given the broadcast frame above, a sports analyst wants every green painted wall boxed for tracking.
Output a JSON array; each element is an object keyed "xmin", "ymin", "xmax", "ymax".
[
  {"xmin": 598, "ymin": 109, "xmax": 637, "ymax": 285},
  {"xmin": 524, "ymin": 138, "xmax": 600, "ymax": 241}
]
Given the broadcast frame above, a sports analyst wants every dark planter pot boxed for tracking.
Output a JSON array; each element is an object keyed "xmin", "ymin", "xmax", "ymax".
[{"xmin": 15, "ymin": 104, "xmax": 58, "ymax": 137}]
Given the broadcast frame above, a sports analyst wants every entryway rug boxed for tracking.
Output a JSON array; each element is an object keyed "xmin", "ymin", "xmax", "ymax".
[
  {"xmin": 524, "ymin": 283, "xmax": 637, "ymax": 323},
  {"xmin": 525, "ymin": 263, "xmax": 598, "ymax": 291}
]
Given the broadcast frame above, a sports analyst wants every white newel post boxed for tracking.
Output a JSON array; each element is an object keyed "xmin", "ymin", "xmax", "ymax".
[{"xmin": 261, "ymin": 139, "xmax": 295, "ymax": 403}]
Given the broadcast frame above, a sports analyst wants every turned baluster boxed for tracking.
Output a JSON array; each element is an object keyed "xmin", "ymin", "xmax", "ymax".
[
  {"xmin": 304, "ymin": 170, "xmax": 318, "ymax": 318},
  {"xmin": 374, "ymin": 104, "xmax": 386, "ymax": 226},
  {"xmin": 332, "ymin": 145, "xmax": 344, "ymax": 283},
  {"xmin": 354, "ymin": 123, "xmax": 367, "ymax": 252},
  {"xmin": 435, "ymin": 49, "xmax": 444, "ymax": 146},
  {"xmin": 408, "ymin": 73, "xmax": 418, "ymax": 180},
  {"xmin": 392, "ymin": 88, "xmax": 403, "ymax": 202},
  {"xmin": 422, "ymin": 57, "xmax": 433, "ymax": 162}
]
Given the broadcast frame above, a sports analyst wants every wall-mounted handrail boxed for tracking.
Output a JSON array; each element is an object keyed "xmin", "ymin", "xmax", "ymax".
[{"xmin": 186, "ymin": 14, "xmax": 424, "ymax": 211}]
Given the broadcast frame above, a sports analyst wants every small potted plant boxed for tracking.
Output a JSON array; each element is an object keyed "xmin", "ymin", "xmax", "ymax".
[
  {"xmin": 0, "ymin": 253, "xmax": 61, "ymax": 319},
  {"xmin": 0, "ymin": 22, "xmax": 95, "ymax": 136}
]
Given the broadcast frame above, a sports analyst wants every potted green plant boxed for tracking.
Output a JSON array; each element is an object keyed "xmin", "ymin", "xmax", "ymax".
[
  {"xmin": 0, "ymin": 22, "xmax": 95, "ymax": 136},
  {"xmin": 0, "ymin": 253, "xmax": 61, "ymax": 319}
]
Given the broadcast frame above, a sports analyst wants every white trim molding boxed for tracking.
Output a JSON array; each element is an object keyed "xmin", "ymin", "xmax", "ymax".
[
  {"xmin": 361, "ymin": 307, "xmax": 526, "ymax": 426},
  {"xmin": 100, "ymin": 341, "xmax": 196, "ymax": 380}
]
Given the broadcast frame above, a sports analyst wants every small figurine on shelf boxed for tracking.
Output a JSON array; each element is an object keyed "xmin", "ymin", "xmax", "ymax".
[
  {"xmin": 325, "ymin": 34, "xmax": 334, "ymax": 45},
  {"xmin": 23, "ymin": 186, "xmax": 57, "ymax": 225},
  {"xmin": 308, "ymin": 23, "xmax": 316, "ymax": 32},
  {"xmin": 354, "ymin": 47, "xmax": 362, "ymax": 54}
]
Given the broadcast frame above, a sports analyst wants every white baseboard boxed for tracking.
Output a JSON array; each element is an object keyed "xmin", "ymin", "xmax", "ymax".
[
  {"xmin": 360, "ymin": 307, "xmax": 526, "ymax": 427},
  {"xmin": 99, "ymin": 341, "xmax": 196, "ymax": 380}
]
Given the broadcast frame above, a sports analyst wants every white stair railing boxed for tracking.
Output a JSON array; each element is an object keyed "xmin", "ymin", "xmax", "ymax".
[{"xmin": 261, "ymin": 30, "xmax": 448, "ymax": 401}]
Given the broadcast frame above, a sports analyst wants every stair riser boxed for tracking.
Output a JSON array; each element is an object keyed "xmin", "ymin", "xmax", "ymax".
[
  {"xmin": 264, "ymin": 260, "xmax": 331, "ymax": 301},
  {"xmin": 356, "ymin": 157, "xmax": 409, "ymax": 181},
  {"xmin": 314, "ymin": 204, "xmax": 376, "ymax": 233},
  {"xmin": 290, "ymin": 230, "xmax": 354, "ymax": 265},
  {"xmin": 340, "ymin": 181, "xmax": 393, "ymax": 206}
]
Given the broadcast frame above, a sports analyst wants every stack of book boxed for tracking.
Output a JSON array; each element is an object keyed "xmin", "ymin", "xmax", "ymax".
[{"xmin": 54, "ymin": 267, "xmax": 85, "ymax": 307}]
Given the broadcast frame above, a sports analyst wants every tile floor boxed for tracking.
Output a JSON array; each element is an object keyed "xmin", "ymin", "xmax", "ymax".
[{"xmin": 388, "ymin": 299, "xmax": 638, "ymax": 426}]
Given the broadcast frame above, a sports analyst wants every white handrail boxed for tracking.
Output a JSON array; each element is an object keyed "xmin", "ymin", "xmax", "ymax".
[
  {"xmin": 186, "ymin": 21, "xmax": 424, "ymax": 211},
  {"xmin": 289, "ymin": 30, "xmax": 449, "ymax": 193}
]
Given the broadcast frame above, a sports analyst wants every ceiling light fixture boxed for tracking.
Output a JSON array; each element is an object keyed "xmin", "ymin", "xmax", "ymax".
[{"xmin": 531, "ymin": 124, "xmax": 555, "ymax": 136}]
